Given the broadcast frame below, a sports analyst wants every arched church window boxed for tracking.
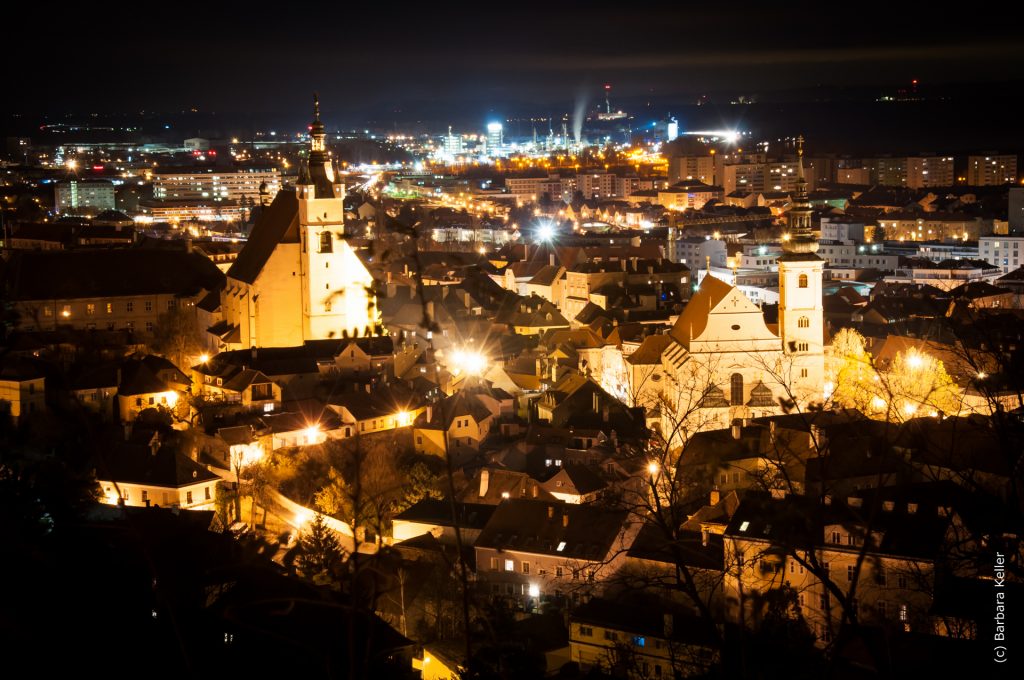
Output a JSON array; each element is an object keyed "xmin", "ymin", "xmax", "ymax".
[
  {"xmin": 319, "ymin": 231, "xmax": 333, "ymax": 253},
  {"xmin": 798, "ymin": 316, "xmax": 810, "ymax": 328},
  {"xmin": 730, "ymin": 373, "xmax": 744, "ymax": 406},
  {"xmin": 798, "ymin": 273, "xmax": 808, "ymax": 288}
]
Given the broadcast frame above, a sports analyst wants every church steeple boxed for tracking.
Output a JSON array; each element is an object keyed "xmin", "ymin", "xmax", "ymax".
[
  {"xmin": 782, "ymin": 135, "xmax": 818, "ymax": 257},
  {"xmin": 306, "ymin": 93, "xmax": 336, "ymax": 197}
]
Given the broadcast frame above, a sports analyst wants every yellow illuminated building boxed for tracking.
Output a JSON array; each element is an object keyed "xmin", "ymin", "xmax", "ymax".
[{"xmin": 213, "ymin": 97, "xmax": 381, "ymax": 350}]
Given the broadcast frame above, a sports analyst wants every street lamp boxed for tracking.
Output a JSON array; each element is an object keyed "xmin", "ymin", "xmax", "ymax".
[{"xmin": 450, "ymin": 348, "xmax": 487, "ymax": 376}]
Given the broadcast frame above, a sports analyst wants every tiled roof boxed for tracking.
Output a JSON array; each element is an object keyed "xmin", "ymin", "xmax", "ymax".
[{"xmin": 226, "ymin": 189, "xmax": 299, "ymax": 284}]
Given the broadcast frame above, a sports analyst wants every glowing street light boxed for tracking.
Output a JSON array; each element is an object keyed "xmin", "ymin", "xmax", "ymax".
[
  {"xmin": 198, "ymin": 353, "xmax": 210, "ymax": 364},
  {"xmin": 450, "ymin": 348, "xmax": 487, "ymax": 376},
  {"xmin": 536, "ymin": 220, "xmax": 556, "ymax": 243},
  {"xmin": 303, "ymin": 424, "xmax": 322, "ymax": 445},
  {"xmin": 647, "ymin": 461, "xmax": 660, "ymax": 476}
]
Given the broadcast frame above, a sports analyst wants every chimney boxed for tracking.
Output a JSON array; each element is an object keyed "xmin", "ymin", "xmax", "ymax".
[
  {"xmin": 547, "ymin": 505, "xmax": 554, "ymax": 519},
  {"xmin": 810, "ymin": 424, "xmax": 827, "ymax": 453},
  {"xmin": 731, "ymin": 422, "xmax": 742, "ymax": 440},
  {"xmin": 710, "ymin": 487, "xmax": 720, "ymax": 506},
  {"xmin": 701, "ymin": 527, "xmax": 709, "ymax": 547},
  {"xmin": 251, "ymin": 346, "xmax": 258, "ymax": 361},
  {"xmin": 549, "ymin": 253, "xmax": 555, "ymax": 267},
  {"xmin": 479, "ymin": 469, "xmax": 490, "ymax": 498},
  {"xmin": 562, "ymin": 513, "xmax": 569, "ymax": 527}
]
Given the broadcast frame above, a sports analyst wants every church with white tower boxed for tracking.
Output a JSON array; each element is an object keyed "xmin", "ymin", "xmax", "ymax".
[
  {"xmin": 620, "ymin": 137, "xmax": 826, "ymax": 445},
  {"xmin": 210, "ymin": 96, "xmax": 380, "ymax": 350}
]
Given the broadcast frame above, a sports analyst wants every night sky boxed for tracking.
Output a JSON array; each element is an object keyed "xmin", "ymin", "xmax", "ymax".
[{"xmin": 9, "ymin": 2, "xmax": 1024, "ymax": 127}]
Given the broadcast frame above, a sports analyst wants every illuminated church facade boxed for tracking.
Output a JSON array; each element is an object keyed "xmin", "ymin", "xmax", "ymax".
[
  {"xmin": 211, "ymin": 97, "xmax": 380, "ymax": 350},
  {"xmin": 604, "ymin": 137, "xmax": 826, "ymax": 445}
]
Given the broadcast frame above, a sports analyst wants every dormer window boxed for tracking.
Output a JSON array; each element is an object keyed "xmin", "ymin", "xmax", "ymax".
[{"xmin": 319, "ymin": 231, "xmax": 333, "ymax": 253}]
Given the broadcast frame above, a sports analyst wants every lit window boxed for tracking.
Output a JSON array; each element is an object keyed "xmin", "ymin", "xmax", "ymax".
[{"xmin": 739, "ymin": 521, "xmax": 750, "ymax": 532}]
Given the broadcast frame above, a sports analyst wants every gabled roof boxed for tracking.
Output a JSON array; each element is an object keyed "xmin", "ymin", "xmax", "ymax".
[
  {"xmin": 527, "ymin": 264, "xmax": 564, "ymax": 287},
  {"xmin": 626, "ymin": 334, "xmax": 673, "ymax": 365},
  {"xmin": 475, "ymin": 499, "xmax": 629, "ymax": 560},
  {"xmin": 544, "ymin": 464, "xmax": 608, "ymax": 496},
  {"xmin": 626, "ymin": 522, "xmax": 724, "ymax": 571},
  {"xmin": 669, "ymin": 274, "xmax": 733, "ymax": 345},
  {"xmin": 98, "ymin": 439, "xmax": 219, "ymax": 489},
  {"xmin": 226, "ymin": 189, "xmax": 299, "ymax": 284},
  {"xmin": 394, "ymin": 499, "xmax": 495, "ymax": 530}
]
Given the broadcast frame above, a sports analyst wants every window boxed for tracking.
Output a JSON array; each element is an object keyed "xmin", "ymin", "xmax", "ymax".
[
  {"xmin": 145, "ymin": 322, "xmax": 154, "ymax": 332},
  {"xmin": 324, "ymin": 300, "xmax": 332, "ymax": 312},
  {"xmin": 490, "ymin": 557, "xmax": 499, "ymax": 571},
  {"xmin": 319, "ymin": 231, "xmax": 333, "ymax": 253},
  {"xmin": 126, "ymin": 302, "xmax": 134, "ymax": 312},
  {"xmin": 579, "ymin": 625, "xmax": 593, "ymax": 637},
  {"xmin": 86, "ymin": 303, "xmax": 95, "ymax": 315},
  {"xmin": 801, "ymin": 368, "xmax": 808, "ymax": 378},
  {"xmin": 847, "ymin": 565, "xmax": 856, "ymax": 582},
  {"xmin": 106, "ymin": 302, "xmax": 112, "ymax": 314},
  {"xmin": 205, "ymin": 487, "xmax": 211, "ymax": 501},
  {"xmin": 186, "ymin": 490, "xmax": 193, "ymax": 505},
  {"xmin": 587, "ymin": 570, "xmax": 595, "ymax": 582},
  {"xmin": 572, "ymin": 569, "xmax": 579, "ymax": 581},
  {"xmin": 141, "ymin": 490, "xmax": 148, "ymax": 502},
  {"xmin": 632, "ymin": 636, "xmax": 646, "ymax": 648},
  {"xmin": 144, "ymin": 300, "xmax": 153, "ymax": 312},
  {"xmin": 730, "ymin": 373, "xmax": 744, "ymax": 405},
  {"xmin": 798, "ymin": 316, "xmax": 809, "ymax": 328},
  {"xmin": 876, "ymin": 600, "xmax": 888, "ymax": 619},
  {"xmin": 522, "ymin": 561, "xmax": 530, "ymax": 575},
  {"xmin": 897, "ymin": 573, "xmax": 907, "ymax": 589},
  {"xmin": 797, "ymin": 342, "xmax": 809, "ymax": 352},
  {"xmin": 167, "ymin": 300, "xmax": 175, "ymax": 310},
  {"xmin": 831, "ymin": 531, "xmax": 841, "ymax": 544},
  {"xmin": 604, "ymin": 630, "xmax": 616, "ymax": 641},
  {"xmin": 556, "ymin": 566, "xmax": 563, "ymax": 577},
  {"xmin": 798, "ymin": 273, "xmax": 808, "ymax": 288},
  {"xmin": 899, "ymin": 603, "xmax": 909, "ymax": 622},
  {"xmin": 504, "ymin": 559, "xmax": 514, "ymax": 572}
]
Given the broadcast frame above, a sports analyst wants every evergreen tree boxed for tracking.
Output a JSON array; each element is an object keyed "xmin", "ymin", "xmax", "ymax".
[{"xmin": 298, "ymin": 514, "xmax": 343, "ymax": 578}]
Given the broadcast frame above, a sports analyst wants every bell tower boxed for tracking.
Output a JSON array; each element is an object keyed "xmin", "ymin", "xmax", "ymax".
[
  {"xmin": 777, "ymin": 136, "xmax": 825, "ymax": 407},
  {"xmin": 296, "ymin": 95, "xmax": 378, "ymax": 340}
]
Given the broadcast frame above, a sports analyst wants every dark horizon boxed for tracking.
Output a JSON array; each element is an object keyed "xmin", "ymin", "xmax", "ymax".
[{"xmin": 9, "ymin": 1, "xmax": 1024, "ymax": 123}]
